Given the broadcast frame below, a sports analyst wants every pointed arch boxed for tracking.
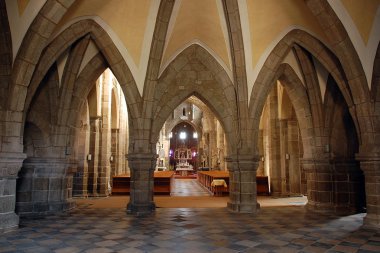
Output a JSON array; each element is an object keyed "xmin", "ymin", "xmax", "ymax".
[
  {"xmin": 7, "ymin": 0, "xmax": 74, "ymax": 112},
  {"xmin": 305, "ymin": 0, "xmax": 375, "ymax": 151},
  {"xmin": 23, "ymin": 19, "xmax": 142, "ymax": 131},
  {"xmin": 306, "ymin": 0, "xmax": 370, "ymax": 103},
  {"xmin": 165, "ymin": 118, "xmax": 202, "ymax": 143},
  {"xmin": 277, "ymin": 64, "xmax": 316, "ymax": 157},
  {"xmin": 248, "ymin": 29, "xmax": 367, "ymax": 157},
  {"xmin": 65, "ymin": 53, "xmax": 108, "ymax": 155},
  {"xmin": 153, "ymin": 44, "xmax": 238, "ymax": 153}
]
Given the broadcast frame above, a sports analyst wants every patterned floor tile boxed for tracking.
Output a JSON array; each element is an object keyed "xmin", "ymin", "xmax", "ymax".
[{"xmin": 1, "ymin": 201, "xmax": 379, "ymax": 253}]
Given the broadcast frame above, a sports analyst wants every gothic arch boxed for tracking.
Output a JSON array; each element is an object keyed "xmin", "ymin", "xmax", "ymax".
[
  {"xmin": 277, "ymin": 64, "xmax": 316, "ymax": 157},
  {"xmin": 152, "ymin": 44, "xmax": 238, "ymax": 153},
  {"xmin": 23, "ymin": 66, "xmax": 59, "ymax": 158},
  {"xmin": 141, "ymin": 0, "xmax": 174, "ymax": 104},
  {"xmin": 305, "ymin": 0, "xmax": 369, "ymax": 104},
  {"xmin": 66, "ymin": 53, "xmax": 107, "ymax": 159},
  {"xmin": 324, "ymin": 76, "xmax": 359, "ymax": 158},
  {"xmin": 305, "ymin": 0, "xmax": 374, "ymax": 153},
  {"xmin": 248, "ymin": 29, "xmax": 361, "ymax": 157},
  {"xmin": 24, "ymin": 19, "xmax": 141, "ymax": 131},
  {"xmin": 7, "ymin": 0, "xmax": 74, "ymax": 112},
  {"xmin": 165, "ymin": 119, "xmax": 203, "ymax": 144}
]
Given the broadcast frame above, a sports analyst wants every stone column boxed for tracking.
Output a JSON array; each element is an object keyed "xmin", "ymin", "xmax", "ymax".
[
  {"xmin": 0, "ymin": 152, "xmax": 25, "ymax": 233},
  {"xmin": 257, "ymin": 129, "xmax": 265, "ymax": 176},
  {"xmin": 209, "ymin": 129, "xmax": 217, "ymax": 169},
  {"xmin": 111, "ymin": 128, "xmax": 119, "ymax": 177},
  {"xmin": 356, "ymin": 154, "xmax": 380, "ymax": 227},
  {"xmin": 279, "ymin": 119, "xmax": 289, "ymax": 195},
  {"xmin": 227, "ymin": 155, "xmax": 260, "ymax": 213},
  {"xmin": 98, "ymin": 75, "xmax": 112, "ymax": 196},
  {"xmin": 287, "ymin": 120, "xmax": 301, "ymax": 195},
  {"xmin": 73, "ymin": 124, "xmax": 89, "ymax": 197},
  {"xmin": 302, "ymin": 158, "xmax": 334, "ymax": 212},
  {"xmin": 88, "ymin": 117, "xmax": 100, "ymax": 196},
  {"xmin": 216, "ymin": 121, "xmax": 225, "ymax": 170},
  {"xmin": 16, "ymin": 158, "xmax": 76, "ymax": 216},
  {"xmin": 127, "ymin": 153, "xmax": 156, "ymax": 215},
  {"xmin": 331, "ymin": 159, "xmax": 365, "ymax": 214},
  {"xmin": 268, "ymin": 86, "xmax": 281, "ymax": 196}
]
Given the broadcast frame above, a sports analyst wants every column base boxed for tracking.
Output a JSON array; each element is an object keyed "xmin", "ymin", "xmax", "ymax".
[
  {"xmin": 0, "ymin": 212, "xmax": 19, "ymax": 233},
  {"xmin": 72, "ymin": 190, "xmax": 89, "ymax": 198},
  {"xmin": 227, "ymin": 201, "xmax": 260, "ymax": 213},
  {"xmin": 306, "ymin": 201, "xmax": 358, "ymax": 215},
  {"xmin": 363, "ymin": 214, "xmax": 380, "ymax": 228},
  {"xmin": 126, "ymin": 202, "xmax": 156, "ymax": 215},
  {"xmin": 16, "ymin": 200, "xmax": 76, "ymax": 217}
]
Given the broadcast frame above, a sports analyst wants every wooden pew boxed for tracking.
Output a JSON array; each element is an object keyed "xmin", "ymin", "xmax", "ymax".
[
  {"xmin": 197, "ymin": 171, "xmax": 229, "ymax": 196},
  {"xmin": 197, "ymin": 171, "xmax": 269, "ymax": 196},
  {"xmin": 112, "ymin": 171, "xmax": 175, "ymax": 195}
]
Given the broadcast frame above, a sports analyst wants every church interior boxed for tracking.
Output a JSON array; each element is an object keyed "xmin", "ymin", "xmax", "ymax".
[{"xmin": 1, "ymin": 0, "xmax": 380, "ymax": 252}]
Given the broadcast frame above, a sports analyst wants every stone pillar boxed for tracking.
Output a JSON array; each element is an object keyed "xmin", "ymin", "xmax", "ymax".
[
  {"xmin": 73, "ymin": 124, "xmax": 89, "ymax": 197},
  {"xmin": 331, "ymin": 159, "xmax": 365, "ymax": 214},
  {"xmin": 209, "ymin": 129, "xmax": 217, "ymax": 169},
  {"xmin": 302, "ymin": 158, "xmax": 334, "ymax": 212},
  {"xmin": 127, "ymin": 153, "xmax": 156, "ymax": 215},
  {"xmin": 268, "ymin": 86, "xmax": 281, "ymax": 196},
  {"xmin": 302, "ymin": 157, "xmax": 365, "ymax": 214},
  {"xmin": 16, "ymin": 158, "xmax": 76, "ymax": 217},
  {"xmin": 0, "ymin": 152, "xmax": 25, "ymax": 233},
  {"xmin": 279, "ymin": 119, "xmax": 289, "ymax": 195},
  {"xmin": 216, "ymin": 121, "xmax": 225, "ymax": 170},
  {"xmin": 88, "ymin": 117, "xmax": 100, "ymax": 196},
  {"xmin": 288, "ymin": 120, "xmax": 301, "ymax": 195},
  {"xmin": 356, "ymin": 154, "xmax": 380, "ymax": 227},
  {"xmin": 227, "ymin": 155, "xmax": 260, "ymax": 213},
  {"xmin": 257, "ymin": 129, "xmax": 265, "ymax": 176},
  {"xmin": 111, "ymin": 128, "xmax": 119, "ymax": 177},
  {"xmin": 98, "ymin": 75, "xmax": 112, "ymax": 196}
]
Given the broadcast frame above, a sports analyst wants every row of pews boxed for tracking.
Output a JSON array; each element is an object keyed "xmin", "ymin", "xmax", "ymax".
[
  {"xmin": 197, "ymin": 171, "xmax": 270, "ymax": 196},
  {"xmin": 197, "ymin": 171, "xmax": 229, "ymax": 196},
  {"xmin": 112, "ymin": 171, "xmax": 270, "ymax": 196},
  {"xmin": 112, "ymin": 171, "xmax": 174, "ymax": 195}
]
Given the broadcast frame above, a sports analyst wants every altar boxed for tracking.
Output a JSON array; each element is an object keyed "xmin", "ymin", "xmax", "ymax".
[
  {"xmin": 176, "ymin": 162, "xmax": 193, "ymax": 176},
  {"xmin": 174, "ymin": 147, "xmax": 194, "ymax": 176}
]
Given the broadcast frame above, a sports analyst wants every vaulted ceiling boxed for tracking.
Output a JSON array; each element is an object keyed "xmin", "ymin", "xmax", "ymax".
[{"xmin": 5, "ymin": 0, "xmax": 380, "ymax": 97}]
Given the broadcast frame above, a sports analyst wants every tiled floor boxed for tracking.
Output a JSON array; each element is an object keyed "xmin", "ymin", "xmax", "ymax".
[
  {"xmin": 171, "ymin": 179, "xmax": 211, "ymax": 196},
  {"xmin": 2, "ymin": 179, "xmax": 379, "ymax": 253},
  {"xmin": 1, "ymin": 206, "xmax": 379, "ymax": 253}
]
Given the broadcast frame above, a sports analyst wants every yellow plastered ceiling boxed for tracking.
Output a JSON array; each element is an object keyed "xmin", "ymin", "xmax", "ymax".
[
  {"xmin": 248, "ymin": 0, "xmax": 328, "ymax": 68},
  {"xmin": 162, "ymin": 0, "xmax": 231, "ymax": 71},
  {"xmin": 341, "ymin": 0, "xmax": 380, "ymax": 44},
  {"xmin": 17, "ymin": 0, "xmax": 29, "ymax": 15},
  {"xmin": 55, "ymin": 0, "xmax": 151, "ymax": 66}
]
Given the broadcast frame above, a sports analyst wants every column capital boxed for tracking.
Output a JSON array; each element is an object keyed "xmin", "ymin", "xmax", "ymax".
[
  {"xmin": 356, "ymin": 153, "xmax": 380, "ymax": 162},
  {"xmin": 21, "ymin": 157, "xmax": 77, "ymax": 175},
  {"xmin": 127, "ymin": 152, "xmax": 157, "ymax": 172},
  {"xmin": 127, "ymin": 153, "xmax": 158, "ymax": 161},
  {"xmin": 0, "ymin": 152, "xmax": 26, "ymax": 178},
  {"xmin": 225, "ymin": 154, "xmax": 260, "ymax": 172},
  {"xmin": 300, "ymin": 158, "xmax": 332, "ymax": 173}
]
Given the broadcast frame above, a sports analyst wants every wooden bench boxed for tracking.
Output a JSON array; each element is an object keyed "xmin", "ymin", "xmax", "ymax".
[
  {"xmin": 112, "ymin": 171, "xmax": 175, "ymax": 195},
  {"xmin": 197, "ymin": 171, "xmax": 229, "ymax": 196},
  {"xmin": 197, "ymin": 171, "xmax": 270, "ymax": 196}
]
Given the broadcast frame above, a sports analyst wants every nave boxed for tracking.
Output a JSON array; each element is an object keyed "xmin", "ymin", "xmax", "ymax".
[{"xmin": 171, "ymin": 179, "xmax": 211, "ymax": 197}]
